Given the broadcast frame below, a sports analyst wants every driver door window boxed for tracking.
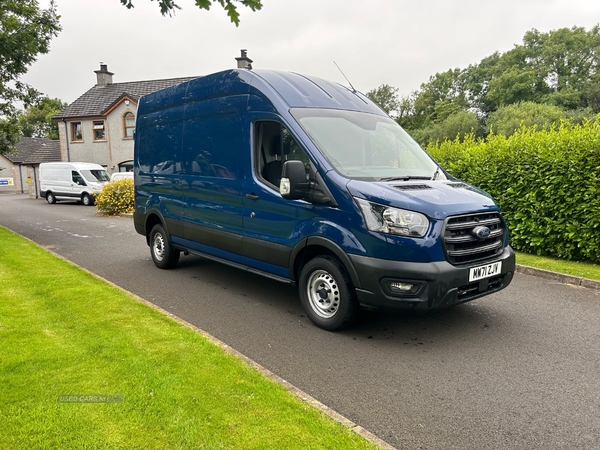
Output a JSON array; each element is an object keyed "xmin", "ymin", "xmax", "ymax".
[
  {"xmin": 255, "ymin": 121, "xmax": 311, "ymax": 188},
  {"xmin": 72, "ymin": 171, "xmax": 85, "ymax": 186}
]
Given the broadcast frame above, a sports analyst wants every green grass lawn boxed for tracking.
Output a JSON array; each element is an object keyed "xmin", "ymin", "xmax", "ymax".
[
  {"xmin": 515, "ymin": 251, "xmax": 600, "ymax": 282},
  {"xmin": 0, "ymin": 227, "xmax": 378, "ymax": 450}
]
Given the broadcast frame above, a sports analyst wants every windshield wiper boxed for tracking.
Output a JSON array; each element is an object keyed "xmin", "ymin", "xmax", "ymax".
[
  {"xmin": 379, "ymin": 176, "xmax": 432, "ymax": 182},
  {"xmin": 431, "ymin": 166, "xmax": 440, "ymax": 181}
]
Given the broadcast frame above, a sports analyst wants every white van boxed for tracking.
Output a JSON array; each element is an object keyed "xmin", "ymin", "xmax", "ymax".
[
  {"xmin": 39, "ymin": 162, "xmax": 110, "ymax": 206},
  {"xmin": 110, "ymin": 171, "xmax": 134, "ymax": 181}
]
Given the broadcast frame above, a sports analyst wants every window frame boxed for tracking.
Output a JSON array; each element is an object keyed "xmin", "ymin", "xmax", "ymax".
[
  {"xmin": 254, "ymin": 120, "xmax": 313, "ymax": 189},
  {"xmin": 123, "ymin": 112, "xmax": 135, "ymax": 139},
  {"xmin": 71, "ymin": 122, "xmax": 83, "ymax": 142},
  {"xmin": 93, "ymin": 120, "xmax": 106, "ymax": 141}
]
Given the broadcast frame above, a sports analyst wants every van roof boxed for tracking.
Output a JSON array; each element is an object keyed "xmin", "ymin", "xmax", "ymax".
[
  {"xmin": 40, "ymin": 162, "xmax": 105, "ymax": 169},
  {"xmin": 250, "ymin": 70, "xmax": 385, "ymax": 115},
  {"xmin": 138, "ymin": 69, "xmax": 386, "ymax": 116}
]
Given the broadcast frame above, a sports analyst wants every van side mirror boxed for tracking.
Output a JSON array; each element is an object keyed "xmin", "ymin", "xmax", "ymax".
[{"xmin": 280, "ymin": 160, "xmax": 309, "ymax": 200}]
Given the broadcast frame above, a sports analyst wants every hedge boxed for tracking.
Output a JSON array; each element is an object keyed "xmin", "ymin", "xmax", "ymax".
[
  {"xmin": 95, "ymin": 178, "xmax": 135, "ymax": 216},
  {"xmin": 426, "ymin": 119, "xmax": 600, "ymax": 263}
]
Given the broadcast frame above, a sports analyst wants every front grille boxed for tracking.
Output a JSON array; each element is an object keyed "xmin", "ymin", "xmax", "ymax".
[{"xmin": 443, "ymin": 212, "xmax": 505, "ymax": 265}]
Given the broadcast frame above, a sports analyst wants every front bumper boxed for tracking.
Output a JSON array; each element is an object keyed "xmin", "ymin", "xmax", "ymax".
[{"xmin": 350, "ymin": 246, "xmax": 515, "ymax": 312}]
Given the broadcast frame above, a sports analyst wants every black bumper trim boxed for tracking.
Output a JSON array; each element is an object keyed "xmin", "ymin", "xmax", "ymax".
[{"xmin": 350, "ymin": 246, "xmax": 516, "ymax": 312}]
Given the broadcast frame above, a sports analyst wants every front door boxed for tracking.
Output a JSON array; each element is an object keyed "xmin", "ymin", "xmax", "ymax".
[{"xmin": 242, "ymin": 118, "xmax": 315, "ymax": 279}]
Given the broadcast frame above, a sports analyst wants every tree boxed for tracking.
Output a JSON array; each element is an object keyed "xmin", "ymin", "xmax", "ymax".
[
  {"xmin": 18, "ymin": 97, "xmax": 67, "ymax": 140},
  {"xmin": 366, "ymin": 84, "xmax": 400, "ymax": 117},
  {"xmin": 0, "ymin": 0, "xmax": 61, "ymax": 155},
  {"xmin": 380, "ymin": 25, "xmax": 600, "ymax": 141},
  {"xmin": 411, "ymin": 110, "xmax": 481, "ymax": 146},
  {"xmin": 487, "ymin": 101, "xmax": 567, "ymax": 137},
  {"xmin": 119, "ymin": 0, "xmax": 262, "ymax": 26},
  {"xmin": 411, "ymin": 68, "xmax": 470, "ymax": 130}
]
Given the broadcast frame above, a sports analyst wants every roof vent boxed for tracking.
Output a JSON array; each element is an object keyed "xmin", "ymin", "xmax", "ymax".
[
  {"xmin": 94, "ymin": 62, "xmax": 114, "ymax": 86},
  {"xmin": 235, "ymin": 49, "xmax": 253, "ymax": 70}
]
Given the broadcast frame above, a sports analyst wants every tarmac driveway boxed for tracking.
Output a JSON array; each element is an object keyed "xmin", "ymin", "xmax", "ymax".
[{"xmin": 1, "ymin": 194, "xmax": 599, "ymax": 449}]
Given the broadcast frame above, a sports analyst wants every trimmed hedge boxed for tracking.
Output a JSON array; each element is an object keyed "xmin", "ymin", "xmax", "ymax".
[
  {"xmin": 95, "ymin": 178, "xmax": 134, "ymax": 216},
  {"xmin": 426, "ymin": 119, "xmax": 600, "ymax": 263}
]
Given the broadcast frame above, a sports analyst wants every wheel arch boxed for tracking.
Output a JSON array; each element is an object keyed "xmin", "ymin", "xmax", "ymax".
[
  {"xmin": 143, "ymin": 210, "xmax": 168, "ymax": 246},
  {"xmin": 290, "ymin": 236, "xmax": 362, "ymax": 289}
]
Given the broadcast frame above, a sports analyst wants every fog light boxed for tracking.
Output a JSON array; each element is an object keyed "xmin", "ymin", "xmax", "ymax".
[
  {"xmin": 383, "ymin": 279, "xmax": 423, "ymax": 297},
  {"xmin": 389, "ymin": 282, "xmax": 415, "ymax": 293}
]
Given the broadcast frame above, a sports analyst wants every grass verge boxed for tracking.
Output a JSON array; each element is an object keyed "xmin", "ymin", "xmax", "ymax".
[
  {"xmin": 0, "ymin": 227, "xmax": 377, "ymax": 450},
  {"xmin": 516, "ymin": 251, "xmax": 600, "ymax": 282}
]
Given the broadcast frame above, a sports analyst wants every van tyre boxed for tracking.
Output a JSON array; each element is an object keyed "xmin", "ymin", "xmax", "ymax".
[
  {"xmin": 46, "ymin": 192, "xmax": 56, "ymax": 204},
  {"xmin": 82, "ymin": 193, "xmax": 94, "ymax": 206},
  {"xmin": 299, "ymin": 255, "xmax": 357, "ymax": 331},
  {"xmin": 150, "ymin": 224, "xmax": 180, "ymax": 269}
]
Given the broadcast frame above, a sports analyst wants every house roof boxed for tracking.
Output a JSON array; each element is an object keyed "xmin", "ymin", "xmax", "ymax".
[
  {"xmin": 53, "ymin": 76, "xmax": 198, "ymax": 120},
  {"xmin": 22, "ymin": 139, "xmax": 61, "ymax": 165},
  {"xmin": 5, "ymin": 137, "xmax": 62, "ymax": 165}
]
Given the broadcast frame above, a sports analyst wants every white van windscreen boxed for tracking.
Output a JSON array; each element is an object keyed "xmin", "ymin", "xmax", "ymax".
[
  {"xmin": 291, "ymin": 109, "xmax": 444, "ymax": 182},
  {"xmin": 82, "ymin": 170, "xmax": 110, "ymax": 182}
]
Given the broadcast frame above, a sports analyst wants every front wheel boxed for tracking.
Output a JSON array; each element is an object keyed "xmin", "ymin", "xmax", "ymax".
[
  {"xmin": 82, "ymin": 193, "xmax": 94, "ymax": 206},
  {"xmin": 299, "ymin": 255, "xmax": 358, "ymax": 331},
  {"xmin": 150, "ymin": 224, "xmax": 180, "ymax": 269}
]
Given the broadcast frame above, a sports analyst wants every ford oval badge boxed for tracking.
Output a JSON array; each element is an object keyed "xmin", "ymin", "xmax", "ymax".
[{"xmin": 472, "ymin": 225, "xmax": 491, "ymax": 240}]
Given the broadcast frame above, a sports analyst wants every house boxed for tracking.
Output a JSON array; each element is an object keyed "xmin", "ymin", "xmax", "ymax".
[
  {"xmin": 0, "ymin": 136, "xmax": 60, "ymax": 197},
  {"xmin": 53, "ymin": 64, "xmax": 196, "ymax": 175}
]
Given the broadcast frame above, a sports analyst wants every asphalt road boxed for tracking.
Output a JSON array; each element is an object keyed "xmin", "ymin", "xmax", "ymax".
[{"xmin": 2, "ymin": 193, "xmax": 599, "ymax": 449}]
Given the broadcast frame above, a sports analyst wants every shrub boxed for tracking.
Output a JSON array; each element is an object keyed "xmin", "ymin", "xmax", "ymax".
[
  {"xmin": 427, "ymin": 118, "xmax": 600, "ymax": 263},
  {"xmin": 95, "ymin": 178, "xmax": 134, "ymax": 216}
]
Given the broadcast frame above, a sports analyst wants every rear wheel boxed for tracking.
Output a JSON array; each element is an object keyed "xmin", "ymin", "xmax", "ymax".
[
  {"xmin": 82, "ymin": 193, "xmax": 94, "ymax": 206},
  {"xmin": 150, "ymin": 224, "xmax": 180, "ymax": 269},
  {"xmin": 46, "ymin": 192, "xmax": 56, "ymax": 204},
  {"xmin": 299, "ymin": 255, "xmax": 358, "ymax": 331}
]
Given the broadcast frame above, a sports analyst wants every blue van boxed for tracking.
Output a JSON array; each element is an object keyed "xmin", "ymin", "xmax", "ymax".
[{"xmin": 133, "ymin": 68, "xmax": 515, "ymax": 330}]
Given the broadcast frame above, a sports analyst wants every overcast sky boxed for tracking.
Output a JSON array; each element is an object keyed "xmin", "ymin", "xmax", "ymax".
[{"xmin": 24, "ymin": 0, "xmax": 600, "ymax": 104}]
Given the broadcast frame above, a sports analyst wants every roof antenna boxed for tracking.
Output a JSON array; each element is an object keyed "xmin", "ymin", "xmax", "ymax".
[{"xmin": 333, "ymin": 61, "xmax": 356, "ymax": 93}]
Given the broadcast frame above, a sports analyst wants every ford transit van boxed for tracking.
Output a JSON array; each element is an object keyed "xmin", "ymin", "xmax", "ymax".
[
  {"xmin": 133, "ymin": 69, "xmax": 515, "ymax": 330},
  {"xmin": 40, "ymin": 162, "xmax": 110, "ymax": 206}
]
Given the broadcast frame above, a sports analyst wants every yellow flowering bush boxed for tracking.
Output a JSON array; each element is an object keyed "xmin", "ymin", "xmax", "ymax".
[{"xmin": 95, "ymin": 178, "xmax": 134, "ymax": 215}]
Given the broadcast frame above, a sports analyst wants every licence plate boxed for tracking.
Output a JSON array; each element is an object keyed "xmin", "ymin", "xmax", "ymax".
[{"xmin": 469, "ymin": 261, "xmax": 502, "ymax": 282}]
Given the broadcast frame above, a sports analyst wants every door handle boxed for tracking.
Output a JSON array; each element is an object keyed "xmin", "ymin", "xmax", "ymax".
[{"xmin": 246, "ymin": 193, "xmax": 259, "ymax": 201}]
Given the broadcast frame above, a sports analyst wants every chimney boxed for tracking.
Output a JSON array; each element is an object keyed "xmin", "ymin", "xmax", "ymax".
[
  {"xmin": 235, "ymin": 49, "xmax": 253, "ymax": 70},
  {"xmin": 94, "ymin": 62, "xmax": 114, "ymax": 86}
]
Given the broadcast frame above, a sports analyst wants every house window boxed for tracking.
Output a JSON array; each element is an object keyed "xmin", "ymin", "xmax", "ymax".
[
  {"xmin": 93, "ymin": 121, "xmax": 106, "ymax": 141},
  {"xmin": 71, "ymin": 122, "xmax": 83, "ymax": 142},
  {"xmin": 124, "ymin": 112, "xmax": 135, "ymax": 138}
]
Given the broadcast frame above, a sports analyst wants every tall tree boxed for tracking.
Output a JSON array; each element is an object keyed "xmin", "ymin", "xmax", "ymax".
[
  {"xmin": 410, "ymin": 68, "xmax": 470, "ymax": 129},
  {"xmin": 18, "ymin": 97, "xmax": 67, "ymax": 140},
  {"xmin": 119, "ymin": 0, "xmax": 262, "ymax": 26},
  {"xmin": 0, "ymin": 0, "xmax": 61, "ymax": 155},
  {"xmin": 366, "ymin": 84, "xmax": 400, "ymax": 117}
]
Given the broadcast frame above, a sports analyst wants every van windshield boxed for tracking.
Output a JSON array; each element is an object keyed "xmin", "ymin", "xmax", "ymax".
[
  {"xmin": 290, "ymin": 108, "xmax": 443, "ymax": 181},
  {"xmin": 82, "ymin": 170, "xmax": 110, "ymax": 182}
]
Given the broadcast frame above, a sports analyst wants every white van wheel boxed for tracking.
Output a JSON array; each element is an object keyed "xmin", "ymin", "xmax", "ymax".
[
  {"xmin": 82, "ymin": 193, "xmax": 93, "ymax": 206},
  {"xmin": 299, "ymin": 255, "xmax": 357, "ymax": 331},
  {"xmin": 150, "ymin": 224, "xmax": 180, "ymax": 269},
  {"xmin": 46, "ymin": 192, "xmax": 56, "ymax": 204}
]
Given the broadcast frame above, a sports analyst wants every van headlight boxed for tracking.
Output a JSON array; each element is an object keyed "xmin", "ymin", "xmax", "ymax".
[{"xmin": 355, "ymin": 198, "xmax": 429, "ymax": 237}]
